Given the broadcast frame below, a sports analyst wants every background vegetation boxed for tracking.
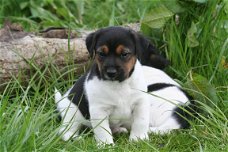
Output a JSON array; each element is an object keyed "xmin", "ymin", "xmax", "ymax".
[{"xmin": 0, "ymin": 0, "xmax": 228, "ymax": 151}]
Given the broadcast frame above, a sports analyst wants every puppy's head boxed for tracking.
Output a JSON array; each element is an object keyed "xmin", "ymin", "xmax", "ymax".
[{"xmin": 86, "ymin": 26, "xmax": 169, "ymax": 81}]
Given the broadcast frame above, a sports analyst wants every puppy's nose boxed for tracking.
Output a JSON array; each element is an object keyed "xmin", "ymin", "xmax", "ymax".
[{"xmin": 106, "ymin": 67, "xmax": 117, "ymax": 78}]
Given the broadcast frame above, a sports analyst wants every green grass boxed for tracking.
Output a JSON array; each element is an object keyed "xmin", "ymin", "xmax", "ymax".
[{"xmin": 0, "ymin": 0, "xmax": 228, "ymax": 151}]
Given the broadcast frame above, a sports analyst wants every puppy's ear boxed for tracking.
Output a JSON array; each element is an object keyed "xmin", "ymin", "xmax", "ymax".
[
  {"xmin": 130, "ymin": 30, "xmax": 170, "ymax": 70},
  {"xmin": 86, "ymin": 32, "xmax": 97, "ymax": 58}
]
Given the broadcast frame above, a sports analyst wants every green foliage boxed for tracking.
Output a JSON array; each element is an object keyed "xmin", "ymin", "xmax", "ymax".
[
  {"xmin": 141, "ymin": 0, "xmax": 228, "ymax": 82},
  {"xmin": 0, "ymin": 0, "xmax": 157, "ymax": 30},
  {"xmin": 185, "ymin": 72, "xmax": 219, "ymax": 105},
  {"xmin": 186, "ymin": 22, "xmax": 199, "ymax": 48},
  {"xmin": 141, "ymin": 5, "xmax": 173, "ymax": 29},
  {"xmin": 0, "ymin": 0, "xmax": 85, "ymax": 29}
]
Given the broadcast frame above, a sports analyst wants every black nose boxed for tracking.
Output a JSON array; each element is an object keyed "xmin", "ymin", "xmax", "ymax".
[{"xmin": 106, "ymin": 67, "xmax": 117, "ymax": 78}]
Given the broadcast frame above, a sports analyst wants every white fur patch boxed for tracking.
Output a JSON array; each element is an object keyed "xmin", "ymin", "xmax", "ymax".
[
  {"xmin": 55, "ymin": 88, "xmax": 90, "ymax": 141},
  {"xmin": 142, "ymin": 66, "xmax": 190, "ymax": 133}
]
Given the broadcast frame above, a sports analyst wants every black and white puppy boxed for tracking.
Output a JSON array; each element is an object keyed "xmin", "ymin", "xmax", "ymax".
[{"xmin": 55, "ymin": 27, "xmax": 194, "ymax": 145}]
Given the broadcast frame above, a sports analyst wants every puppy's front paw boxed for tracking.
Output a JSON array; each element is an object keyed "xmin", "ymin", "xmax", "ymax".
[
  {"xmin": 61, "ymin": 131, "xmax": 80, "ymax": 141},
  {"xmin": 95, "ymin": 134, "xmax": 114, "ymax": 147},
  {"xmin": 129, "ymin": 133, "xmax": 149, "ymax": 142},
  {"xmin": 96, "ymin": 139, "xmax": 115, "ymax": 148},
  {"xmin": 97, "ymin": 142, "xmax": 115, "ymax": 148}
]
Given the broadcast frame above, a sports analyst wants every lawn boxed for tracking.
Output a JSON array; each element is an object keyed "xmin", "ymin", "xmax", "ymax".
[{"xmin": 0, "ymin": 0, "xmax": 228, "ymax": 151}]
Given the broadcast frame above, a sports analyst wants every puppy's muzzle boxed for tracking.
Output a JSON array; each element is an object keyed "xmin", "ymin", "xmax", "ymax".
[{"xmin": 106, "ymin": 67, "xmax": 117, "ymax": 79}]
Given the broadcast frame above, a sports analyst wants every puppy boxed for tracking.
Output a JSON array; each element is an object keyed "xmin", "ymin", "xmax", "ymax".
[
  {"xmin": 55, "ymin": 26, "xmax": 152, "ymax": 145},
  {"xmin": 55, "ymin": 26, "xmax": 195, "ymax": 145}
]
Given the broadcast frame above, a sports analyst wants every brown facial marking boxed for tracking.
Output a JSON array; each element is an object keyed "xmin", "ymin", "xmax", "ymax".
[
  {"xmin": 123, "ymin": 56, "xmax": 136, "ymax": 77},
  {"xmin": 99, "ymin": 45, "xmax": 109, "ymax": 54},
  {"xmin": 116, "ymin": 45, "xmax": 126, "ymax": 55}
]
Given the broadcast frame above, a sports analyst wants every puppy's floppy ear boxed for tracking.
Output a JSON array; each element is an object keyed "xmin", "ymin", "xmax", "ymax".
[
  {"xmin": 86, "ymin": 32, "xmax": 97, "ymax": 58},
  {"xmin": 130, "ymin": 30, "xmax": 170, "ymax": 70}
]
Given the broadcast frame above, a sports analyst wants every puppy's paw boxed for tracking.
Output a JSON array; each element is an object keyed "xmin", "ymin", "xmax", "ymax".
[
  {"xmin": 149, "ymin": 127, "xmax": 171, "ymax": 135},
  {"xmin": 112, "ymin": 127, "xmax": 128, "ymax": 134},
  {"xmin": 97, "ymin": 140, "xmax": 115, "ymax": 148},
  {"xmin": 60, "ymin": 131, "xmax": 79, "ymax": 141},
  {"xmin": 129, "ymin": 133, "xmax": 149, "ymax": 142}
]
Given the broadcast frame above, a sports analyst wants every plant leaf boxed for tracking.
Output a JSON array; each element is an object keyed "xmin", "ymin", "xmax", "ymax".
[
  {"xmin": 186, "ymin": 22, "xmax": 199, "ymax": 47},
  {"xmin": 225, "ymin": 0, "xmax": 228, "ymax": 14},
  {"xmin": 20, "ymin": 2, "xmax": 29, "ymax": 10},
  {"xmin": 193, "ymin": 0, "xmax": 208, "ymax": 3},
  {"xmin": 185, "ymin": 73, "xmax": 219, "ymax": 105},
  {"xmin": 162, "ymin": 0, "xmax": 185, "ymax": 13},
  {"xmin": 30, "ymin": 6, "xmax": 58, "ymax": 21},
  {"xmin": 142, "ymin": 4, "xmax": 174, "ymax": 29}
]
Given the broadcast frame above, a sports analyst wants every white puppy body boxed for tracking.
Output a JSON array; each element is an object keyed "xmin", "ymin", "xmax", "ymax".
[{"xmin": 55, "ymin": 60, "xmax": 150, "ymax": 145}]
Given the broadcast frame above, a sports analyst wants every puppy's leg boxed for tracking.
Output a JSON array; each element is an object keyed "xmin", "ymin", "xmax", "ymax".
[
  {"xmin": 130, "ymin": 98, "xmax": 150, "ymax": 141},
  {"xmin": 89, "ymin": 106, "xmax": 114, "ymax": 145},
  {"xmin": 59, "ymin": 108, "xmax": 84, "ymax": 141},
  {"xmin": 55, "ymin": 91, "xmax": 85, "ymax": 141}
]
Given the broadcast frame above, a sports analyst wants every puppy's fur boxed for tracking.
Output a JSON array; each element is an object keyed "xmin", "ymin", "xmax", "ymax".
[{"xmin": 55, "ymin": 27, "xmax": 195, "ymax": 145}]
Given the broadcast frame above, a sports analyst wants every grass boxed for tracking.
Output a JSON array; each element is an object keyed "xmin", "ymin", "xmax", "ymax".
[{"xmin": 0, "ymin": 0, "xmax": 228, "ymax": 151}]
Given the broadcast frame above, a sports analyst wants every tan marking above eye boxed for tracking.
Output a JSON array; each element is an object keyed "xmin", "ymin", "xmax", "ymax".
[
  {"xmin": 116, "ymin": 45, "xmax": 130, "ymax": 55},
  {"xmin": 125, "ymin": 56, "xmax": 136, "ymax": 75},
  {"xmin": 97, "ymin": 45, "xmax": 109, "ymax": 54}
]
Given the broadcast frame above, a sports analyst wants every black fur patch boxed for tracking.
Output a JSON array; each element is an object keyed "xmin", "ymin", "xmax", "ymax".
[
  {"xmin": 173, "ymin": 103, "xmax": 196, "ymax": 129},
  {"xmin": 172, "ymin": 88, "xmax": 198, "ymax": 129},
  {"xmin": 87, "ymin": 63, "xmax": 101, "ymax": 81},
  {"xmin": 147, "ymin": 83, "xmax": 175, "ymax": 92},
  {"xmin": 68, "ymin": 74, "xmax": 90, "ymax": 119}
]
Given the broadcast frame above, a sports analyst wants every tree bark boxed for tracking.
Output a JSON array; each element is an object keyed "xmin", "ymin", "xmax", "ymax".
[{"xmin": 0, "ymin": 23, "xmax": 140, "ymax": 85}]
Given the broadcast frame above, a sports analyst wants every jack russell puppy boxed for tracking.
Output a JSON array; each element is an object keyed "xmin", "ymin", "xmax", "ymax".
[{"xmin": 55, "ymin": 26, "xmax": 195, "ymax": 145}]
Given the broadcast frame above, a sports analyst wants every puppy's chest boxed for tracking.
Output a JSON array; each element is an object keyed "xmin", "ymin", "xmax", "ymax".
[
  {"xmin": 86, "ymin": 77, "xmax": 140, "ymax": 105},
  {"xmin": 86, "ymin": 77, "xmax": 139, "ymax": 125},
  {"xmin": 109, "ymin": 101, "xmax": 133, "ymax": 125}
]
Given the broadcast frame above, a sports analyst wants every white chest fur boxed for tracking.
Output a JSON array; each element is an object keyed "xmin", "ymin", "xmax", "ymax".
[{"xmin": 85, "ymin": 61, "xmax": 148, "ymax": 127}]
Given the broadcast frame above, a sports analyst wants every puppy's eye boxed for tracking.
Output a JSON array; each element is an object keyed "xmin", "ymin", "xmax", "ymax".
[
  {"xmin": 97, "ymin": 51, "xmax": 106, "ymax": 57},
  {"xmin": 120, "ymin": 52, "xmax": 130, "ymax": 59}
]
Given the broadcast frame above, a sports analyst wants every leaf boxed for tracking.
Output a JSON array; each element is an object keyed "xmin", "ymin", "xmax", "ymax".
[
  {"xmin": 186, "ymin": 22, "xmax": 199, "ymax": 47},
  {"xmin": 56, "ymin": 7, "xmax": 73, "ymax": 19},
  {"xmin": 162, "ymin": 0, "xmax": 185, "ymax": 13},
  {"xmin": 20, "ymin": 2, "xmax": 29, "ymax": 10},
  {"xmin": 225, "ymin": 0, "xmax": 228, "ymax": 14},
  {"xmin": 142, "ymin": 4, "xmax": 174, "ymax": 29},
  {"xmin": 30, "ymin": 6, "xmax": 58, "ymax": 21},
  {"xmin": 185, "ymin": 73, "xmax": 219, "ymax": 105},
  {"xmin": 192, "ymin": 0, "xmax": 208, "ymax": 3},
  {"xmin": 140, "ymin": 4, "xmax": 175, "ymax": 44}
]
